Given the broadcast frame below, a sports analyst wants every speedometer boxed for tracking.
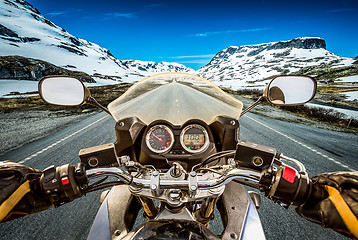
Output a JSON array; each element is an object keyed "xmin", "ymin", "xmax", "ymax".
[
  {"xmin": 180, "ymin": 124, "xmax": 209, "ymax": 153},
  {"xmin": 146, "ymin": 125, "xmax": 174, "ymax": 154}
]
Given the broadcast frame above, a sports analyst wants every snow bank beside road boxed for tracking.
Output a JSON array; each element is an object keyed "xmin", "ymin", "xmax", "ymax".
[
  {"xmin": 344, "ymin": 91, "xmax": 358, "ymax": 101},
  {"xmin": 0, "ymin": 80, "xmax": 38, "ymax": 98},
  {"xmin": 337, "ymin": 75, "xmax": 358, "ymax": 83}
]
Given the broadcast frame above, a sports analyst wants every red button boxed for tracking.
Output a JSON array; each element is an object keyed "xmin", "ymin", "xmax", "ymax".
[
  {"xmin": 61, "ymin": 176, "xmax": 69, "ymax": 185},
  {"xmin": 282, "ymin": 166, "xmax": 297, "ymax": 184}
]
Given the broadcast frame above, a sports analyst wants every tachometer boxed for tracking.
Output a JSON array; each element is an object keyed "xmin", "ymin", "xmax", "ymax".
[
  {"xmin": 146, "ymin": 125, "xmax": 174, "ymax": 154},
  {"xmin": 180, "ymin": 124, "xmax": 209, "ymax": 153}
]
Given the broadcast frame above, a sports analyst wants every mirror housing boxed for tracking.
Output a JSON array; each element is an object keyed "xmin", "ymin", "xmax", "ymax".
[
  {"xmin": 264, "ymin": 75, "xmax": 317, "ymax": 106},
  {"xmin": 38, "ymin": 75, "xmax": 91, "ymax": 106},
  {"xmin": 240, "ymin": 75, "xmax": 317, "ymax": 117},
  {"xmin": 38, "ymin": 75, "xmax": 111, "ymax": 115}
]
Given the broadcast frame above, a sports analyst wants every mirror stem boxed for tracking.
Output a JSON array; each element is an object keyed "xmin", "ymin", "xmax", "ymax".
[
  {"xmin": 240, "ymin": 96, "xmax": 266, "ymax": 117},
  {"xmin": 86, "ymin": 96, "xmax": 112, "ymax": 116}
]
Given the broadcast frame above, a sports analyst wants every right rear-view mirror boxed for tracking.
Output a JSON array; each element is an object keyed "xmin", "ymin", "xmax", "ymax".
[{"xmin": 264, "ymin": 76, "xmax": 317, "ymax": 106}]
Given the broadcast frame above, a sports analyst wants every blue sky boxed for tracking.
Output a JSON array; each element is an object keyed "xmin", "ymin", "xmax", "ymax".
[{"xmin": 29, "ymin": 0, "xmax": 357, "ymax": 70}]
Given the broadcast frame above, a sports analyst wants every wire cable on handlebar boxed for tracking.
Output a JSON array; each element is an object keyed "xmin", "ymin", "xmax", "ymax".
[
  {"xmin": 85, "ymin": 181, "xmax": 124, "ymax": 193},
  {"xmin": 233, "ymin": 179, "xmax": 259, "ymax": 189},
  {"xmin": 89, "ymin": 176, "xmax": 109, "ymax": 187},
  {"xmin": 195, "ymin": 150, "xmax": 235, "ymax": 170},
  {"xmin": 197, "ymin": 168, "xmax": 224, "ymax": 175}
]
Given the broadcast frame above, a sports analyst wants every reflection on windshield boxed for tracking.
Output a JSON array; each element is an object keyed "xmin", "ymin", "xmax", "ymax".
[{"xmin": 108, "ymin": 73, "xmax": 243, "ymax": 125}]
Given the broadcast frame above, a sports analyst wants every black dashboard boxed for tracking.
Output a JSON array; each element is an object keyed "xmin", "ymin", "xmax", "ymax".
[
  {"xmin": 109, "ymin": 116, "xmax": 240, "ymax": 171},
  {"xmin": 139, "ymin": 120, "xmax": 216, "ymax": 169}
]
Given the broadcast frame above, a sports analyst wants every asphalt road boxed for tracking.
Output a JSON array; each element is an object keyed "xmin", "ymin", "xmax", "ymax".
[{"xmin": 0, "ymin": 111, "xmax": 357, "ymax": 240}]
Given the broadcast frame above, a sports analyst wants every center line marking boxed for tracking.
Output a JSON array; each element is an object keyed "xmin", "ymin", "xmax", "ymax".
[
  {"xmin": 19, "ymin": 115, "xmax": 108, "ymax": 164},
  {"xmin": 245, "ymin": 115, "xmax": 354, "ymax": 171}
]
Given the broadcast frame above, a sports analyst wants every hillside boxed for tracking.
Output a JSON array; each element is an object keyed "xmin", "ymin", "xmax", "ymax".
[
  {"xmin": 0, "ymin": 0, "xmax": 192, "ymax": 83},
  {"xmin": 0, "ymin": 55, "xmax": 94, "ymax": 82},
  {"xmin": 196, "ymin": 37, "xmax": 355, "ymax": 89}
]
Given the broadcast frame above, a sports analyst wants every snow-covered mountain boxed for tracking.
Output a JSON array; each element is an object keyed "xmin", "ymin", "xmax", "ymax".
[
  {"xmin": 0, "ymin": 0, "xmax": 355, "ymax": 92},
  {"xmin": 123, "ymin": 60, "xmax": 194, "ymax": 76},
  {"xmin": 0, "ymin": 0, "xmax": 192, "ymax": 83},
  {"xmin": 196, "ymin": 37, "xmax": 355, "ymax": 89}
]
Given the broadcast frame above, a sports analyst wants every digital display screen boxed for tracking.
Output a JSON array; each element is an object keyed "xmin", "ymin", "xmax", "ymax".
[{"xmin": 183, "ymin": 133, "xmax": 205, "ymax": 150}]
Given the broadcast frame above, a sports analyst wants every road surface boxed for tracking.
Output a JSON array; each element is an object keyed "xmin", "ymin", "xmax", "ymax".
[{"xmin": 0, "ymin": 111, "xmax": 356, "ymax": 240}]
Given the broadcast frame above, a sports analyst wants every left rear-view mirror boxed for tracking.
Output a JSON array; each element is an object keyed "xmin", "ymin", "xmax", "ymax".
[
  {"xmin": 38, "ymin": 75, "xmax": 90, "ymax": 106},
  {"xmin": 264, "ymin": 76, "xmax": 317, "ymax": 106}
]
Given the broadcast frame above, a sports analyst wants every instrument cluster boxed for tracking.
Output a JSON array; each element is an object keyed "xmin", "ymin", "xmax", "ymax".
[
  {"xmin": 143, "ymin": 121, "xmax": 212, "ymax": 157},
  {"xmin": 129, "ymin": 116, "xmax": 239, "ymax": 170}
]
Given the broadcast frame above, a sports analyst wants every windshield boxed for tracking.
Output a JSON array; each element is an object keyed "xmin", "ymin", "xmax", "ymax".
[{"xmin": 108, "ymin": 73, "xmax": 243, "ymax": 125}]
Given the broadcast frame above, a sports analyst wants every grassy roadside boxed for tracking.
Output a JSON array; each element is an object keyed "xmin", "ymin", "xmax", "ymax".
[
  {"xmin": 318, "ymin": 85, "xmax": 358, "ymax": 94},
  {"xmin": 0, "ymin": 83, "xmax": 132, "ymax": 113},
  {"xmin": 226, "ymin": 88, "xmax": 358, "ymax": 131},
  {"xmin": 280, "ymin": 105, "xmax": 358, "ymax": 130},
  {"xmin": 314, "ymin": 85, "xmax": 358, "ymax": 110}
]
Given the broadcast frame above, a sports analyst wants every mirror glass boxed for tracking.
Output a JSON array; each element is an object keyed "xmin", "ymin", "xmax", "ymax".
[
  {"xmin": 266, "ymin": 76, "xmax": 316, "ymax": 105},
  {"xmin": 39, "ymin": 76, "xmax": 85, "ymax": 106}
]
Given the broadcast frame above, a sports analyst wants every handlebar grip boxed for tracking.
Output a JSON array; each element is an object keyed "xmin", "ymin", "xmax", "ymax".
[
  {"xmin": 40, "ymin": 163, "xmax": 88, "ymax": 207},
  {"xmin": 259, "ymin": 166, "xmax": 318, "ymax": 207},
  {"xmin": 306, "ymin": 185, "xmax": 328, "ymax": 203}
]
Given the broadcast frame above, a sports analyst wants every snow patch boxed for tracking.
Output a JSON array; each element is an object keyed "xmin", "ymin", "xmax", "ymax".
[
  {"xmin": 0, "ymin": 79, "xmax": 38, "ymax": 98},
  {"xmin": 336, "ymin": 75, "xmax": 358, "ymax": 83},
  {"xmin": 344, "ymin": 91, "xmax": 358, "ymax": 101}
]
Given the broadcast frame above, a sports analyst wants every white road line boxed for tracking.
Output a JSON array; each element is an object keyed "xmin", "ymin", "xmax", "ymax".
[
  {"xmin": 19, "ymin": 115, "xmax": 108, "ymax": 164},
  {"xmin": 245, "ymin": 115, "xmax": 354, "ymax": 171}
]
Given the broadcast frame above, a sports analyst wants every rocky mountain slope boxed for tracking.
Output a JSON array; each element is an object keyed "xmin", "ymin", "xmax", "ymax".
[
  {"xmin": 0, "ymin": 0, "xmax": 192, "ymax": 83},
  {"xmin": 196, "ymin": 37, "xmax": 355, "ymax": 89},
  {"xmin": 0, "ymin": 55, "xmax": 94, "ymax": 82}
]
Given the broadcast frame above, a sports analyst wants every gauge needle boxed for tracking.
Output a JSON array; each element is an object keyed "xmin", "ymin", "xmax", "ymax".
[{"xmin": 153, "ymin": 134, "xmax": 163, "ymax": 142}]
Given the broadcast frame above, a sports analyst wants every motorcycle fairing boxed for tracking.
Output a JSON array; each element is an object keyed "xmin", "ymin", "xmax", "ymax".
[
  {"xmin": 219, "ymin": 181, "xmax": 265, "ymax": 239},
  {"xmin": 108, "ymin": 73, "xmax": 243, "ymax": 125},
  {"xmin": 87, "ymin": 185, "xmax": 140, "ymax": 240},
  {"xmin": 87, "ymin": 193, "xmax": 111, "ymax": 240},
  {"xmin": 241, "ymin": 200, "xmax": 266, "ymax": 239},
  {"xmin": 218, "ymin": 181, "xmax": 250, "ymax": 239}
]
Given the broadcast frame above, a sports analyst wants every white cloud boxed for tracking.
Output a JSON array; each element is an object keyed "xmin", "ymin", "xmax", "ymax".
[
  {"xmin": 104, "ymin": 12, "xmax": 136, "ymax": 19},
  {"xmin": 176, "ymin": 59, "xmax": 211, "ymax": 64},
  {"xmin": 169, "ymin": 54, "xmax": 215, "ymax": 59},
  {"xmin": 145, "ymin": 3, "xmax": 164, "ymax": 8},
  {"xmin": 47, "ymin": 12, "xmax": 66, "ymax": 16},
  {"xmin": 45, "ymin": 9, "xmax": 83, "ymax": 17},
  {"xmin": 326, "ymin": 8, "xmax": 354, "ymax": 13},
  {"xmin": 191, "ymin": 28, "xmax": 272, "ymax": 37}
]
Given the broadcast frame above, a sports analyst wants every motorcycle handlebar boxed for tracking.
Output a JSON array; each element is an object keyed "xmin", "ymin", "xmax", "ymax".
[
  {"xmin": 40, "ymin": 161, "xmax": 328, "ymax": 209},
  {"xmin": 85, "ymin": 167, "xmax": 262, "ymax": 190},
  {"xmin": 85, "ymin": 165, "xmax": 329, "ymax": 208}
]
